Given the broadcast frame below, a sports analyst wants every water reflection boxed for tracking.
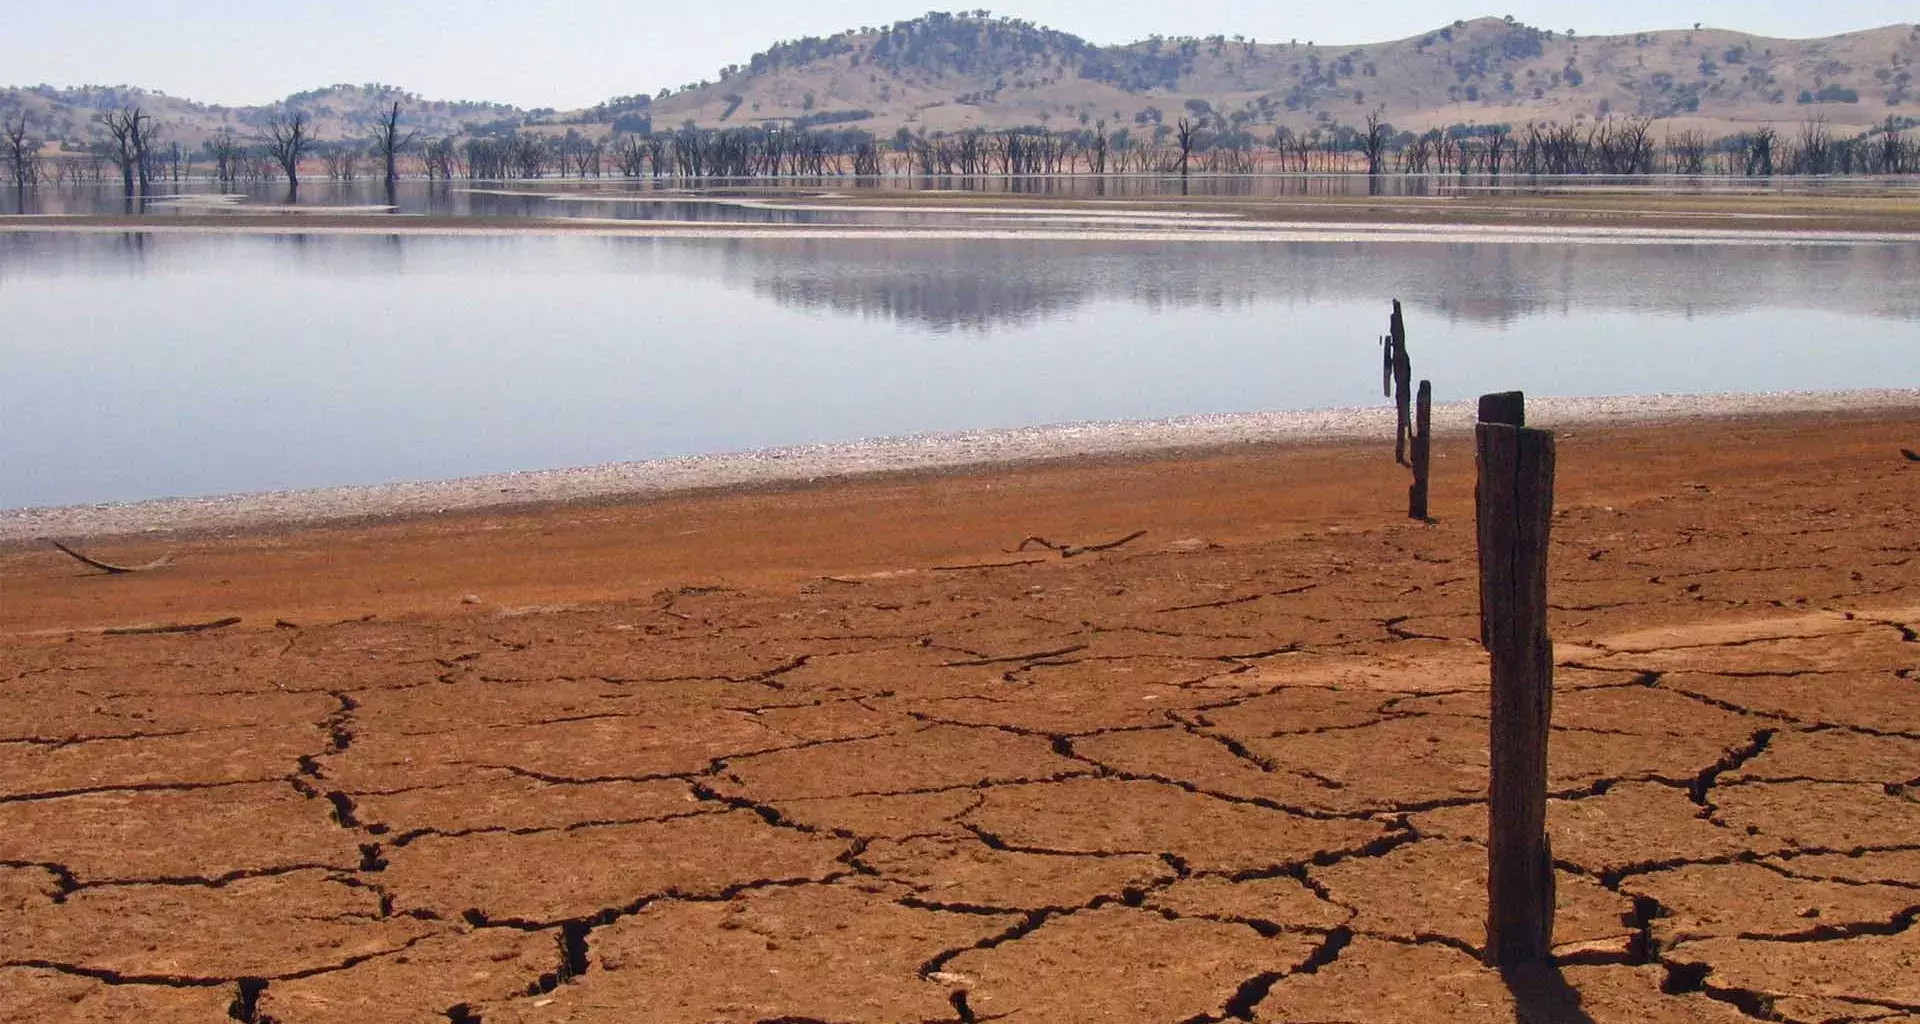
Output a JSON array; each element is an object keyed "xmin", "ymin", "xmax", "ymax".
[
  {"xmin": 1, "ymin": 232, "xmax": 1914, "ymax": 509},
  {"xmin": 712, "ymin": 238, "xmax": 1920, "ymax": 329}
]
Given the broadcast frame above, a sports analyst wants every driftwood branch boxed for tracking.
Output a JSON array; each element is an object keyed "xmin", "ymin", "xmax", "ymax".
[
  {"xmin": 1013, "ymin": 530, "xmax": 1149, "ymax": 559},
  {"xmin": 103, "ymin": 617, "xmax": 241, "ymax": 636},
  {"xmin": 47, "ymin": 539, "xmax": 175, "ymax": 575}
]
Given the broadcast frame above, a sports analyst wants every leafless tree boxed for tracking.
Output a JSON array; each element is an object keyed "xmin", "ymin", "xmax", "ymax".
[
  {"xmin": 3, "ymin": 113, "xmax": 38, "ymax": 189},
  {"xmin": 1087, "ymin": 119, "xmax": 1110, "ymax": 174},
  {"xmin": 323, "ymin": 144, "xmax": 360, "ymax": 180},
  {"xmin": 421, "ymin": 137, "xmax": 459, "ymax": 180},
  {"xmin": 1794, "ymin": 117, "xmax": 1832, "ymax": 175},
  {"xmin": 1400, "ymin": 132, "xmax": 1433, "ymax": 174},
  {"xmin": 371, "ymin": 102, "xmax": 418, "ymax": 187},
  {"xmin": 1485, "ymin": 125, "xmax": 1510, "ymax": 176},
  {"xmin": 97, "ymin": 106, "xmax": 159, "ymax": 197},
  {"xmin": 1667, "ymin": 129, "xmax": 1710, "ymax": 174},
  {"xmin": 610, "ymin": 134, "xmax": 647, "ymax": 177},
  {"xmin": 206, "ymin": 128, "xmax": 242, "ymax": 185},
  {"xmin": 1175, "ymin": 118, "xmax": 1196, "ymax": 175},
  {"xmin": 263, "ymin": 111, "xmax": 315, "ymax": 190},
  {"xmin": 850, "ymin": 140, "xmax": 881, "ymax": 177},
  {"xmin": 1362, "ymin": 110, "xmax": 1390, "ymax": 176}
]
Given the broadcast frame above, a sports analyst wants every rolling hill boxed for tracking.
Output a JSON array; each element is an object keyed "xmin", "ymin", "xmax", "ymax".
[
  {"xmin": 3, "ymin": 13, "xmax": 1916, "ymax": 154},
  {"xmin": 647, "ymin": 14, "xmax": 1920, "ymax": 139}
]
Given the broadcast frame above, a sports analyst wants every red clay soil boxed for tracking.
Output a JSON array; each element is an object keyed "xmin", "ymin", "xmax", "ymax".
[{"xmin": 1, "ymin": 411, "xmax": 1917, "ymax": 1023}]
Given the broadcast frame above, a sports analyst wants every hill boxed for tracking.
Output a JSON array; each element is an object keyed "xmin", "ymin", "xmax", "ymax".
[
  {"xmin": 3, "ymin": 13, "xmax": 1917, "ymax": 155},
  {"xmin": 0, "ymin": 83, "xmax": 524, "ymax": 152},
  {"xmin": 645, "ymin": 14, "xmax": 1920, "ymax": 139}
]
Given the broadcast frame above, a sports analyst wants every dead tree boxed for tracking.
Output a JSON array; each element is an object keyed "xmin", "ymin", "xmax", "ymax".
[
  {"xmin": 422, "ymin": 137, "xmax": 459, "ymax": 180},
  {"xmin": 1485, "ymin": 126, "xmax": 1510, "ymax": 176},
  {"xmin": 1668, "ymin": 129, "xmax": 1710, "ymax": 174},
  {"xmin": 323, "ymin": 145, "xmax": 360, "ymax": 181},
  {"xmin": 3, "ymin": 113, "xmax": 36, "ymax": 189},
  {"xmin": 206, "ymin": 128, "xmax": 242, "ymax": 185},
  {"xmin": 1175, "ymin": 118, "xmax": 1196, "ymax": 175},
  {"xmin": 96, "ymin": 106, "xmax": 156, "ymax": 198},
  {"xmin": 610, "ymin": 134, "xmax": 647, "ymax": 177},
  {"xmin": 263, "ymin": 111, "xmax": 315, "ymax": 190},
  {"xmin": 1362, "ymin": 110, "xmax": 1390, "ymax": 176},
  {"xmin": 371, "ymin": 101, "xmax": 418, "ymax": 187},
  {"xmin": 1795, "ymin": 117, "xmax": 1833, "ymax": 175}
]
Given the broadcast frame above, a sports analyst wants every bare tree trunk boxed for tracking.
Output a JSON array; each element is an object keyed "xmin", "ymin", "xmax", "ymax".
[{"xmin": 373, "ymin": 101, "xmax": 416, "ymax": 186}]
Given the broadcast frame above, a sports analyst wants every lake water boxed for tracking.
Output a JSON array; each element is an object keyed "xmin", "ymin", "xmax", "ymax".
[
  {"xmin": 2, "ymin": 230, "xmax": 1916, "ymax": 510},
  {"xmin": 8, "ymin": 174, "xmax": 1920, "ymax": 220}
]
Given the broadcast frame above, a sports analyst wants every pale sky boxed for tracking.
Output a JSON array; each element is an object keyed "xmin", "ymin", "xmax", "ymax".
[{"xmin": 4, "ymin": 1, "xmax": 1913, "ymax": 110}]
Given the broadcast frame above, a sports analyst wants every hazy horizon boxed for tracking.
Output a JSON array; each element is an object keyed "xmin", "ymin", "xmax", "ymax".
[{"xmin": 4, "ymin": 2, "xmax": 1915, "ymax": 111}]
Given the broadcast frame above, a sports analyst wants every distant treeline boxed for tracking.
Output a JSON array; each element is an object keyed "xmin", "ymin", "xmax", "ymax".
[{"xmin": 7, "ymin": 109, "xmax": 1917, "ymax": 187}]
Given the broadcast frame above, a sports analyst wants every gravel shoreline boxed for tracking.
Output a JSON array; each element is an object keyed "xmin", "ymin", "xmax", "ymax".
[{"xmin": 5, "ymin": 389, "xmax": 1915, "ymax": 544}]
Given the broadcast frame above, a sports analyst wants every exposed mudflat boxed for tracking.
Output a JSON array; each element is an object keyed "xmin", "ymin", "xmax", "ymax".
[{"xmin": 1, "ymin": 410, "xmax": 1917, "ymax": 1023}]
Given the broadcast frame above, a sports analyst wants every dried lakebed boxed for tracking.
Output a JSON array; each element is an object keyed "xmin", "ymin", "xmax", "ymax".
[{"xmin": 2, "ymin": 415, "xmax": 1917, "ymax": 1022}]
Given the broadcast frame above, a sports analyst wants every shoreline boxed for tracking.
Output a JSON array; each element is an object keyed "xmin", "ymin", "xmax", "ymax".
[
  {"xmin": 6, "ymin": 214, "xmax": 1919, "ymax": 245},
  {"xmin": 7, "ymin": 388, "xmax": 1914, "ymax": 545},
  {"xmin": 11, "ymin": 182, "xmax": 1920, "ymax": 239}
]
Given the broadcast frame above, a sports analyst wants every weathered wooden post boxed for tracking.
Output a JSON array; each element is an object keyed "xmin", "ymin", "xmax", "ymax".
[
  {"xmin": 1390, "ymin": 301, "xmax": 1413, "ymax": 466},
  {"xmin": 1476, "ymin": 392, "xmax": 1525, "ymax": 646},
  {"xmin": 1477, "ymin": 390, "xmax": 1557, "ymax": 968},
  {"xmin": 1408, "ymin": 381, "xmax": 1433, "ymax": 520}
]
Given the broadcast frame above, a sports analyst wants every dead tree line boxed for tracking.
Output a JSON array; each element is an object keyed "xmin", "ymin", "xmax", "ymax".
[{"xmin": 27, "ymin": 106, "xmax": 1917, "ymax": 189}]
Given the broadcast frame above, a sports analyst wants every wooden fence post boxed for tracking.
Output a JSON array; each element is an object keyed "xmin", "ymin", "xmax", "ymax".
[
  {"xmin": 1390, "ymin": 301, "xmax": 1413, "ymax": 466},
  {"xmin": 1408, "ymin": 381, "xmax": 1432, "ymax": 520},
  {"xmin": 1478, "ymin": 391, "xmax": 1526, "ymax": 429},
  {"xmin": 1477, "ymin": 391, "xmax": 1557, "ymax": 968}
]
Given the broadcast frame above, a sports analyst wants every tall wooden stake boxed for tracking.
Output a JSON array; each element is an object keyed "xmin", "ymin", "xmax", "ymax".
[
  {"xmin": 1408, "ymin": 380, "xmax": 1433, "ymax": 520},
  {"xmin": 1477, "ymin": 392, "xmax": 1557, "ymax": 968}
]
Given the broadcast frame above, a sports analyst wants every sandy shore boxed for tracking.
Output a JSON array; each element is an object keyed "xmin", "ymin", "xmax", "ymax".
[
  {"xmin": 2, "ymin": 407, "xmax": 1916, "ymax": 1022},
  {"xmin": 7, "ymin": 389, "xmax": 1916, "ymax": 546}
]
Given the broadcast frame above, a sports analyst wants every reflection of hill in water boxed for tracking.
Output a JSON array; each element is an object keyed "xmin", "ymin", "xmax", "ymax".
[{"xmin": 720, "ymin": 239, "xmax": 1920, "ymax": 330}]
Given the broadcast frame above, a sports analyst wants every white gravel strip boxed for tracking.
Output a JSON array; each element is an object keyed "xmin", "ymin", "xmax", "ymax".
[
  {"xmin": 4, "ymin": 390, "xmax": 1914, "ymax": 544},
  {"xmin": 6, "ymin": 219, "xmax": 1918, "ymax": 246}
]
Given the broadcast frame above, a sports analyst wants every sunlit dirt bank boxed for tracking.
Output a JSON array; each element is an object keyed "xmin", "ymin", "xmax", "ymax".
[{"xmin": 2, "ymin": 408, "xmax": 1916, "ymax": 1022}]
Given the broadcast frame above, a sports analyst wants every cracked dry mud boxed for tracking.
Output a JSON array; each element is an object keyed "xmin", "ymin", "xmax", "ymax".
[{"xmin": 2, "ymin": 412, "xmax": 1917, "ymax": 1023}]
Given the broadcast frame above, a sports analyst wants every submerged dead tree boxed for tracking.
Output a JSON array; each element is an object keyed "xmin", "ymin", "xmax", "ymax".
[
  {"xmin": 97, "ymin": 106, "xmax": 159, "ymax": 198},
  {"xmin": 371, "ymin": 102, "xmax": 418, "ymax": 187},
  {"xmin": 263, "ymin": 111, "xmax": 315, "ymax": 191}
]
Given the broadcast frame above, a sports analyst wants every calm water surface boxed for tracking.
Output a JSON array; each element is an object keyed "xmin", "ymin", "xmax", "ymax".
[{"xmin": 2, "ymin": 233, "xmax": 1916, "ymax": 509}]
